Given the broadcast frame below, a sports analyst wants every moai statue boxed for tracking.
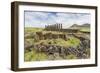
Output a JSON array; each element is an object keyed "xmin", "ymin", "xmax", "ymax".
[
  {"xmin": 58, "ymin": 24, "xmax": 60, "ymax": 31},
  {"xmin": 55, "ymin": 24, "xmax": 56, "ymax": 30},
  {"xmin": 49, "ymin": 25, "xmax": 51, "ymax": 31},
  {"xmin": 45, "ymin": 25, "xmax": 47, "ymax": 30},
  {"xmin": 52, "ymin": 24, "xmax": 54, "ymax": 31},
  {"xmin": 61, "ymin": 24, "xmax": 62, "ymax": 29},
  {"xmin": 59, "ymin": 24, "xmax": 61, "ymax": 31},
  {"xmin": 46, "ymin": 25, "xmax": 48, "ymax": 31},
  {"xmin": 50, "ymin": 25, "xmax": 52, "ymax": 31},
  {"xmin": 57, "ymin": 24, "xmax": 59, "ymax": 31},
  {"xmin": 60, "ymin": 24, "xmax": 62, "ymax": 32},
  {"xmin": 48, "ymin": 25, "xmax": 50, "ymax": 30},
  {"xmin": 54, "ymin": 24, "xmax": 56, "ymax": 31}
]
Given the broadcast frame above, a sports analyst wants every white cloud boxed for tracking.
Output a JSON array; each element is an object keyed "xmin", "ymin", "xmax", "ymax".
[{"xmin": 25, "ymin": 11, "xmax": 91, "ymax": 28}]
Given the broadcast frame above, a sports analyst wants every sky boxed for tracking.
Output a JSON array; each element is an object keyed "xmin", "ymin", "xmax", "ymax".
[{"xmin": 24, "ymin": 11, "xmax": 91, "ymax": 28}]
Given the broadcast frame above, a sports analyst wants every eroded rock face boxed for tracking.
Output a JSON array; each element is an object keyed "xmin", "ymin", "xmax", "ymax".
[
  {"xmin": 24, "ymin": 32, "xmax": 90, "ymax": 60},
  {"xmin": 34, "ymin": 32, "xmax": 68, "ymax": 40},
  {"xmin": 25, "ymin": 40, "xmax": 90, "ymax": 59},
  {"xmin": 32, "ymin": 42, "xmax": 90, "ymax": 59}
]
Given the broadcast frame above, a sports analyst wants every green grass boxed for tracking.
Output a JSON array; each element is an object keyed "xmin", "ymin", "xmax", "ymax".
[
  {"xmin": 79, "ymin": 28, "xmax": 90, "ymax": 32},
  {"xmin": 24, "ymin": 49, "xmax": 48, "ymax": 61},
  {"xmin": 34, "ymin": 37, "xmax": 80, "ymax": 47},
  {"xmin": 25, "ymin": 50, "xmax": 78, "ymax": 61},
  {"xmin": 66, "ymin": 37, "xmax": 80, "ymax": 47},
  {"xmin": 66, "ymin": 54, "xmax": 77, "ymax": 59},
  {"xmin": 25, "ymin": 27, "xmax": 44, "ymax": 33},
  {"xmin": 25, "ymin": 27, "xmax": 66, "ymax": 34},
  {"xmin": 35, "ymin": 39, "xmax": 68, "ymax": 47}
]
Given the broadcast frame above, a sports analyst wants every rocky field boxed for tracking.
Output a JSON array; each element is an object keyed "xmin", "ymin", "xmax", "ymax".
[{"xmin": 24, "ymin": 28, "xmax": 90, "ymax": 61}]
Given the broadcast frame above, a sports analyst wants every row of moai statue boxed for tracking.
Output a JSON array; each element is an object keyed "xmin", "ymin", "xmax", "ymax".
[{"xmin": 45, "ymin": 23, "xmax": 62, "ymax": 31}]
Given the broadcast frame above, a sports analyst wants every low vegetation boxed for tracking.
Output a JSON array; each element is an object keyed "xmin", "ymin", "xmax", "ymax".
[{"xmin": 24, "ymin": 27, "xmax": 90, "ymax": 61}]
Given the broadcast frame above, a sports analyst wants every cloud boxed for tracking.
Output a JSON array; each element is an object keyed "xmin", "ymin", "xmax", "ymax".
[{"xmin": 25, "ymin": 11, "xmax": 91, "ymax": 28}]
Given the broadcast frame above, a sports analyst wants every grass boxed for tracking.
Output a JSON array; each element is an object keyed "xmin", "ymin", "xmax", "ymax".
[
  {"xmin": 24, "ymin": 49, "xmax": 48, "ymax": 61},
  {"xmin": 79, "ymin": 28, "xmax": 90, "ymax": 32},
  {"xmin": 34, "ymin": 39, "xmax": 68, "ymax": 47},
  {"xmin": 34, "ymin": 37, "xmax": 80, "ymax": 47},
  {"xmin": 25, "ymin": 27, "xmax": 66, "ymax": 34},
  {"xmin": 25, "ymin": 27, "xmax": 44, "ymax": 33},
  {"xmin": 66, "ymin": 37, "xmax": 80, "ymax": 47},
  {"xmin": 24, "ymin": 50, "xmax": 78, "ymax": 61},
  {"xmin": 24, "ymin": 27, "xmax": 85, "ymax": 61},
  {"xmin": 66, "ymin": 54, "xmax": 77, "ymax": 59}
]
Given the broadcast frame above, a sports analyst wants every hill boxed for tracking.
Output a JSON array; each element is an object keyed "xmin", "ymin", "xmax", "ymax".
[{"xmin": 69, "ymin": 23, "xmax": 90, "ymax": 32}]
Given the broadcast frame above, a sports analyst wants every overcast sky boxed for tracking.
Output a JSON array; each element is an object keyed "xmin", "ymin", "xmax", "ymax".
[{"xmin": 24, "ymin": 11, "xmax": 91, "ymax": 28}]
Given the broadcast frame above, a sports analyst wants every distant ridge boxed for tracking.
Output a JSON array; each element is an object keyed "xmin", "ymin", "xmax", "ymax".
[{"xmin": 70, "ymin": 23, "xmax": 90, "ymax": 29}]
